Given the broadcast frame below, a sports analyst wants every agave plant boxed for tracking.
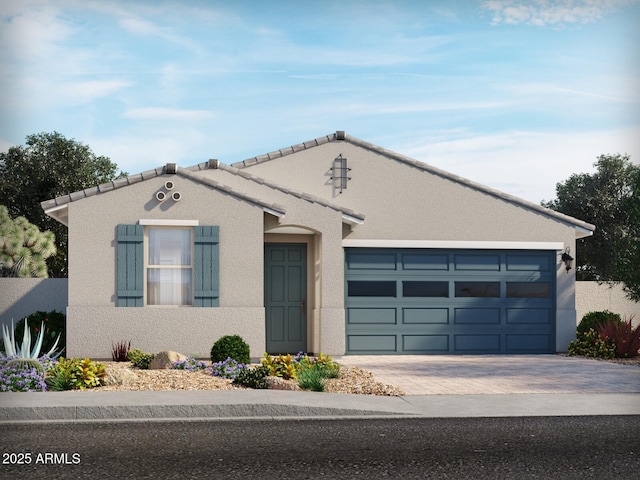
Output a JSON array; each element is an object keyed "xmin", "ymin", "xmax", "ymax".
[{"xmin": 1, "ymin": 319, "xmax": 62, "ymax": 359}]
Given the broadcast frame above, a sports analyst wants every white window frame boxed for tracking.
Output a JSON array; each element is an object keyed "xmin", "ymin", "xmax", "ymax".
[{"xmin": 144, "ymin": 226, "xmax": 195, "ymax": 307}]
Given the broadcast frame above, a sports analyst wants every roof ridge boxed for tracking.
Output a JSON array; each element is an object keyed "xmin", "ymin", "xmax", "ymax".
[{"xmin": 189, "ymin": 161, "xmax": 365, "ymax": 221}]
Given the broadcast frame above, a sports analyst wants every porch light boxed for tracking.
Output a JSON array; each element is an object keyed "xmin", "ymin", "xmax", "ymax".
[{"xmin": 561, "ymin": 247, "xmax": 574, "ymax": 272}]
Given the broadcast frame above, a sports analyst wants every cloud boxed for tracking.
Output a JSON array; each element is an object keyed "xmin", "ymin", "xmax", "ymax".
[
  {"xmin": 123, "ymin": 107, "xmax": 214, "ymax": 121},
  {"xmin": 397, "ymin": 125, "xmax": 640, "ymax": 202},
  {"xmin": 482, "ymin": 0, "xmax": 639, "ymax": 26}
]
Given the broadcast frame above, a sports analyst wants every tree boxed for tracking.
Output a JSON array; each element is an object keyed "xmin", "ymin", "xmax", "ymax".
[
  {"xmin": 0, "ymin": 205, "xmax": 56, "ymax": 278},
  {"xmin": 0, "ymin": 132, "xmax": 126, "ymax": 277},
  {"xmin": 544, "ymin": 154, "xmax": 640, "ymax": 301}
]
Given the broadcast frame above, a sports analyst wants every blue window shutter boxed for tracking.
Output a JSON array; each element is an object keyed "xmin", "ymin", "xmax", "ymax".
[
  {"xmin": 116, "ymin": 224, "xmax": 144, "ymax": 307},
  {"xmin": 194, "ymin": 226, "xmax": 220, "ymax": 307}
]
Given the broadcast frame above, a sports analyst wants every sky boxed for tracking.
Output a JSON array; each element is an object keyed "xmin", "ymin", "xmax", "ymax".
[{"xmin": 1, "ymin": 0, "xmax": 639, "ymax": 204}]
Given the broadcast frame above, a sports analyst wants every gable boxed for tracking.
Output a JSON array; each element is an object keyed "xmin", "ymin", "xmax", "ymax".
[{"xmin": 231, "ymin": 131, "xmax": 595, "ymax": 240}]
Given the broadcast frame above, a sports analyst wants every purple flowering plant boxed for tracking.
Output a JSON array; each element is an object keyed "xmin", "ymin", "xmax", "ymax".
[
  {"xmin": 209, "ymin": 357, "xmax": 247, "ymax": 379},
  {"xmin": 170, "ymin": 356, "xmax": 209, "ymax": 372},
  {"xmin": 0, "ymin": 355, "xmax": 57, "ymax": 392}
]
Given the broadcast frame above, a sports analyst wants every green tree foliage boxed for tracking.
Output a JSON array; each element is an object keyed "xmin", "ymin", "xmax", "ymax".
[
  {"xmin": 0, "ymin": 132, "xmax": 126, "ymax": 277},
  {"xmin": 544, "ymin": 154, "xmax": 640, "ymax": 301},
  {"xmin": 0, "ymin": 206, "xmax": 56, "ymax": 278}
]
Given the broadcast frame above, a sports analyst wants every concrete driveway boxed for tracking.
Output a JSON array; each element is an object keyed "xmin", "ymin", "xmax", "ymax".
[{"xmin": 336, "ymin": 355, "xmax": 640, "ymax": 395}]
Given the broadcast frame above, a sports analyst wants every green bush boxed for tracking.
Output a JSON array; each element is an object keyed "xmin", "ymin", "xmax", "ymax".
[
  {"xmin": 568, "ymin": 329, "xmax": 616, "ymax": 359},
  {"xmin": 210, "ymin": 335, "xmax": 250, "ymax": 364},
  {"xmin": 127, "ymin": 348, "xmax": 155, "ymax": 369},
  {"xmin": 577, "ymin": 310, "xmax": 623, "ymax": 335},
  {"xmin": 233, "ymin": 365, "xmax": 270, "ymax": 389},
  {"xmin": 297, "ymin": 363, "xmax": 326, "ymax": 392},
  {"xmin": 12, "ymin": 310, "xmax": 65, "ymax": 358},
  {"xmin": 45, "ymin": 357, "xmax": 105, "ymax": 391}
]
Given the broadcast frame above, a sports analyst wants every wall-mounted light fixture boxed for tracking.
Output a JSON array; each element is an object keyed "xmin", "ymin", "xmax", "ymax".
[
  {"xmin": 171, "ymin": 191, "xmax": 182, "ymax": 202},
  {"xmin": 164, "ymin": 180, "xmax": 175, "ymax": 190},
  {"xmin": 155, "ymin": 191, "xmax": 167, "ymax": 202},
  {"xmin": 330, "ymin": 154, "xmax": 351, "ymax": 194},
  {"xmin": 561, "ymin": 247, "xmax": 574, "ymax": 272}
]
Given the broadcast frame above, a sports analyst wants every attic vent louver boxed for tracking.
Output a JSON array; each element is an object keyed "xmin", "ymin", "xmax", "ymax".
[
  {"xmin": 331, "ymin": 154, "xmax": 350, "ymax": 194},
  {"xmin": 208, "ymin": 159, "xmax": 219, "ymax": 169},
  {"xmin": 166, "ymin": 163, "xmax": 177, "ymax": 174}
]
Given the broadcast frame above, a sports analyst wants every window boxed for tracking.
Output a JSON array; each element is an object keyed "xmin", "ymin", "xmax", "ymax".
[
  {"xmin": 347, "ymin": 281, "xmax": 396, "ymax": 297},
  {"xmin": 402, "ymin": 281, "xmax": 449, "ymax": 297},
  {"xmin": 116, "ymin": 224, "xmax": 219, "ymax": 307},
  {"xmin": 455, "ymin": 281, "xmax": 500, "ymax": 297},
  {"xmin": 146, "ymin": 228, "xmax": 193, "ymax": 305}
]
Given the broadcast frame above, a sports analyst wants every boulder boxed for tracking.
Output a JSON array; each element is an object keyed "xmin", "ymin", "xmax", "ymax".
[
  {"xmin": 102, "ymin": 367, "xmax": 138, "ymax": 386},
  {"xmin": 149, "ymin": 351, "xmax": 188, "ymax": 370},
  {"xmin": 265, "ymin": 376, "xmax": 301, "ymax": 391}
]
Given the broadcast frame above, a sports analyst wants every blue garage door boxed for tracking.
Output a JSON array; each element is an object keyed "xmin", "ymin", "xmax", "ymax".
[{"xmin": 345, "ymin": 249, "xmax": 555, "ymax": 354}]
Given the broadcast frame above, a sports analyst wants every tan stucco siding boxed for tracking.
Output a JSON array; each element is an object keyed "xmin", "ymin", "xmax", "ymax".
[
  {"xmin": 234, "ymin": 141, "xmax": 575, "ymax": 243},
  {"xmin": 67, "ymin": 174, "xmax": 264, "ymax": 308}
]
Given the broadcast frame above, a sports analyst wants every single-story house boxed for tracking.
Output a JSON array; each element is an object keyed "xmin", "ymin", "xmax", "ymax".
[{"xmin": 41, "ymin": 131, "xmax": 595, "ymax": 359}]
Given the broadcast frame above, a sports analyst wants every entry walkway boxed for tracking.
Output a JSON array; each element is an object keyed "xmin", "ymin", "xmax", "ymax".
[{"xmin": 336, "ymin": 355, "xmax": 640, "ymax": 395}]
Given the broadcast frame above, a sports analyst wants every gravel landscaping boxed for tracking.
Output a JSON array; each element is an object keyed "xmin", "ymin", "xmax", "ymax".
[{"xmin": 94, "ymin": 361, "xmax": 406, "ymax": 396}]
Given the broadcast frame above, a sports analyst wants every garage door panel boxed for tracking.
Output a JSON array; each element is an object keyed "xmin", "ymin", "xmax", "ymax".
[
  {"xmin": 455, "ymin": 334, "xmax": 501, "ymax": 352},
  {"xmin": 347, "ymin": 253, "xmax": 397, "ymax": 270},
  {"xmin": 506, "ymin": 334, "xmax": 553, "ymax": 352},
  {"xmin": 454, "ymin": 308, "xmax": 501, "ymax": 325},
  {"xmin": 506, "ymin": 308, "xmax": 551, "ymax": 324},
  {"xmin": 348, "ymin": 308, "xmax": 397, "ymax": 325},
  {"xmin": 454, "ymin": 254, "xmax": 501, "ymax": 271},
  {"xmin": 506, "ymin": 254, "xmax": 552, "ymax": 271},
  {"xmin": 403, "ymin": 335, "xmax": 449, "ymax": 352},
  {"xmin": 348, "ymin": 335, "xmax": 397, "ymax": 352},
  {"xmin": 403, "ymin": 308, "xmax": 449, "ymax": 324},
  {"xmin": 402, "ymin": 253, "xmax": 449, "ymax": 270}
]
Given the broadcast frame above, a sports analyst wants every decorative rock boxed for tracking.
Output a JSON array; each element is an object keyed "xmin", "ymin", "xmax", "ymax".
[
  {"xmin": 102, "ymin": 367, "xmax": 138, "ymax": 386},
  {"xmin": 265, "ymin": 376, "xmax": 301, "ymax": 391},
  {"xmin": 149, "ymin": 351, "xmax": 188, "ymax": 370}
]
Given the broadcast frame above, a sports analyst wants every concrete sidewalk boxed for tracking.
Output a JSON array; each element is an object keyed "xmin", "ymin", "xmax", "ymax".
[
  {"xmin": 1, "ymin": 355, "xmax": 639, "ymax": 423},
  {"xmin": 1, "ymin": 389, "xmax": 639, "ymax": 423}
]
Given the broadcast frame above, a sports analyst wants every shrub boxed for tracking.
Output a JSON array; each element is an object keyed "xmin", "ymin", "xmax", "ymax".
[
  {"xmin": 261, "ymin": 353, "xmax": 298, "ymax": 379},
  {"xmin": 596, "ymin": 315, "xmax": 640, "ymax": 358},
  {"xmin": 127, "ymin": 348, "xmax": 155, "ymax": 370},
  {"xmin": 233, "ymin": 365, "xmax": 270, "ymax": 389},
  {"xmin": 568, "ymin": 329, "xmax": 616, "ymax": 359},
  {"xmin": 210, "ymin": 335, "xmax": 250, "ymax": 364},
  {"xmin": 297, "ymin": 363, "xmax": 326, "ymax": 392},
  {"xmin": 14, "ymin": 311, "xmax": 66, "ymax": 358},
  {"xmin": 171, "ymin": 356, "xmax": 208, "ymax": 372},
  {"xmin": 45, "ymin": 357, "xmax": 105, "ymax": 391},
  {"xmin": 111, "ymin": 340, "xmax": 131, "ymax": 362},
  {"xmin": 577, "ymin": 310, "xmax": 623, "ymax": 335},
  {"xmin": 210, "ymin": 357, "xmax": 247, "ymax": 379},
  {"xmin": 0, "ymin": 356, "xmax": 48, "ymax": 392}
]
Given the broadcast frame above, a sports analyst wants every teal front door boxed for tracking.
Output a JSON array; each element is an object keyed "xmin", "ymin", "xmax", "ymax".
[{"xmin": 265, "ymin": 243, "xmax": 307, "ymax": 354}]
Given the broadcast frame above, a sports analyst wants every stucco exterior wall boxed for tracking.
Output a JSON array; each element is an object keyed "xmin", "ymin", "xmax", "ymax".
[
  {"xmin": 232, "ymin": 141, "xmax": 582, "ymax": 353},
  {"xmin": 576, "ymin": 282, "xmax": 639, "ymax": 326},
  {"xmin": 0, "ymin": 278, "xmax": 68, "ymax": 333}
]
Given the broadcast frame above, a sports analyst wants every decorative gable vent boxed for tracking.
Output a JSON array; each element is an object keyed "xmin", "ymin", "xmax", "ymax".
[{"xmin": 331, "ymin": 154, "xmax": 350, "ymax": 194}]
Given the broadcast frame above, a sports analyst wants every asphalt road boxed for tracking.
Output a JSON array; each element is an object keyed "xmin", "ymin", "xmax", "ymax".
[{"xmin": 2, "ymin": 416, "xmax": 638, "ymax": 479}]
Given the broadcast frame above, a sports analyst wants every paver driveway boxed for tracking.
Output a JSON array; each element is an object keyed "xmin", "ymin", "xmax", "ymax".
[{"xmin": 337, "ymin": 355, "xmax": 640, "ymax": 395}]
